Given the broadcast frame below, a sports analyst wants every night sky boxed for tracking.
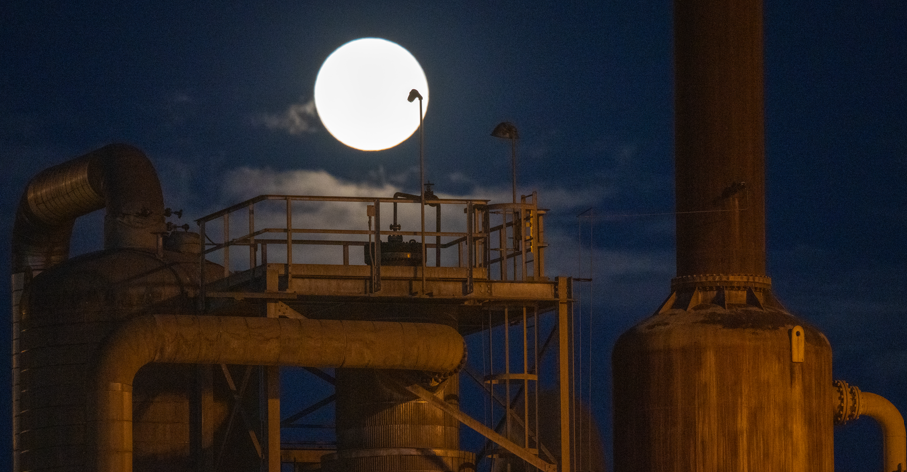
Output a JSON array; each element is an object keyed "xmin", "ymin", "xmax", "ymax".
[{"xmin": 2, "ymin": 2, "xmax": 905, "ymax": 471}]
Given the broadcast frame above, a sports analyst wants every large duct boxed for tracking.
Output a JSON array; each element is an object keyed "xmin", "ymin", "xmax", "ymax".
[
  {"xmin": 12, "ymin": 143, "xmax": 166, "ymax": 275},
  {"xmin": 87, "ymin": 314, "xmax": 464, "ymax": 472},
  {"xmin": 612, "ymin": 0, "xmax": 833, "ymax": 470}
]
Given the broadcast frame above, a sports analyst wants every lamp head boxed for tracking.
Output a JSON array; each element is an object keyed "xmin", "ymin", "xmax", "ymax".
[
  {"xmin": 407, "ymin": 89, "xmax": 423, "ymax": 102},
  {"xmin": 491, "ymin": 121, "xmax": 519, "ymax": 140}
]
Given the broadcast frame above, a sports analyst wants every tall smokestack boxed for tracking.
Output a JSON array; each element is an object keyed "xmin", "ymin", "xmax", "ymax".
[
  {"xmin": 674, "ymin": 0, "xmax": 766, "ymax": 278},
  {"xmin": 612, "ymin": 0, "xmax": 834, "ymax": 470}
]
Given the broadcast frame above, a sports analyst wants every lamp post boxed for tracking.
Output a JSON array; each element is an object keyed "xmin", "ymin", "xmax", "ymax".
[
  {"xmin": 408, "ymin": 89, "xmax": 426, "ymax": 294},
  {"xmin": 491, "ymin": 122, "xmax": 519, "ymax": 203}
]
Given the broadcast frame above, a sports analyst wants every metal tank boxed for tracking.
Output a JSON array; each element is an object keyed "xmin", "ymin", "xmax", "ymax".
[
  {"xmin": 11, "ymin": 144, "xmax": 232, "ymax": 472},
  {"xmin": 326, "ymin": 307, "xmax": 468, "ymax": 472},
  {"xmin": 611, "ymin": 0, "xmax": 834, "ymax": 470}
]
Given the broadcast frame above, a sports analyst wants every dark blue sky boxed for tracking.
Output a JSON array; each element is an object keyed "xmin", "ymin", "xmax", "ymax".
[{"xmin": 2, "ymin": 1, "xmax": 905, "ymax": 470}]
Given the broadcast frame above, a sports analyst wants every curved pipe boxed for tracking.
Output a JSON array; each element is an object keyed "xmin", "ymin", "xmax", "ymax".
[
  {"xmin": 88, "ymin": 314, "xmax": 465, "ymax": 472},
  {"xmin": 862, "ymin": 392, "xmax": 907, "ymax": 472},
  {"xmin": 833, "ymin": 380, "xmax": 907, "ymax": 472},
  {"xmin": 12, "ymin": 143, "xmax": 165, "ymax": 275}
]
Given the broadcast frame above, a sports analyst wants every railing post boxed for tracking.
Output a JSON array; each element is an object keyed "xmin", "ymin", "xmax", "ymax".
[
  {"xmin": 372, "ymin": 199, "xmax": 381, "ymax": 293},
  {"xmin": 435, "ymin": 204, "xmax": 441, "ymax": 267},
  {"xmin": 520, "ymin": 200, "xmax": 528, "ymax": 281},
  {"xmin": 223, "ymin": 212, "xmax": 230, "ymax": 278},
  {"xmin": 465, "ymin": 202, "xmax": 474, "ymax": 295},
  {"xmin": 482, "ymin": 206, "xmax": 490, "ymax": 269},
  {"xmin": 198, "ymin": 220, "xmax": 206, "ymax": 311},
  {"xmin": 249, "ymin": 204, "xmax": 256, "ymax": 269},
  {"xmin": 286, "ymin": 197, "xmax": 292, "ymax": 279},
  {"xmin": 500, "ymin": 211, "xmax": 508, "ymax": 281}
]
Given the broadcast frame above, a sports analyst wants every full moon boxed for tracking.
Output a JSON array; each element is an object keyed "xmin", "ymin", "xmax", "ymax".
[{"xmin": 314, "ymin": 38, "xmax": 429, "ymax": 151}]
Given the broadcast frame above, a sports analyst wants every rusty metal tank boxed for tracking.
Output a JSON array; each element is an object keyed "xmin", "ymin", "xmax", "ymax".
[
  {"xmin": 612, "ymin": 278, "xmax": 833, "ymax": 470},
  {"xmin": 611, "ymin": 0, "xmax": 834, "ymax": 469}
]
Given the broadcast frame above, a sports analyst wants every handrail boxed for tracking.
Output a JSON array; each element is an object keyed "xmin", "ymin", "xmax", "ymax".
[
  {"xmin": 196, "ymin": 194, "xmax": 490, "ymax": 223},
  {"xmin": 196, "ymin": 193, "xmax": 545, "ymax": 305}
]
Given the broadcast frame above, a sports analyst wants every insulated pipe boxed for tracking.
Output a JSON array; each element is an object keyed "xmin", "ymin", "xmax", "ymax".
[
  {"xmin": 88, "ymin": 314, "xmax": 465, "ymax": 472},
  {"xmin": 833, "ymin": 380, "xmax": 907, "ymax": 472},
  {"xmin": 863, "ymin": 392, "xmax": 907, "ymax": 472},
  {"xmin": 11, "ymin": 143, "xmax": 165, "ymax": 274}
]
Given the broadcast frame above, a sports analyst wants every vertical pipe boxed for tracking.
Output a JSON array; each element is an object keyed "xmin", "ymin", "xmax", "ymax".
[{"xmin": 860, "ymin": 392, "xmax": 907, "ymax": 472}]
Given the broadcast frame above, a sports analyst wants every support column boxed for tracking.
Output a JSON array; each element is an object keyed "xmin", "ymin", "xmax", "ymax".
[{"xmin": 557, "ymin": 277, "xmax": 571, "ymax": 472}]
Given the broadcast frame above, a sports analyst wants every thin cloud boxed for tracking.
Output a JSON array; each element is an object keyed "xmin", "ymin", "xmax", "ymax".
[
  {"xmin": 254, "ymin": 99, "xmax": 319, "ymax": 135},
  {"xmin": 222, "ymin": 167, "xmax": 396, "ymax": 200}
]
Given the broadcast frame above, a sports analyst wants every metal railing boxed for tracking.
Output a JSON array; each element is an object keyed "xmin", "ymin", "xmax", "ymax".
[{"xmin": 195, "ymin": 193, "xmax": 546, "ymax": 301}]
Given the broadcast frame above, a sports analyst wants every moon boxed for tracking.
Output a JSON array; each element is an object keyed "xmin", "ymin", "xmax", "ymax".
[{"xmin": 314, "ymin": 38, "xmax": 429, "ymax": 151}]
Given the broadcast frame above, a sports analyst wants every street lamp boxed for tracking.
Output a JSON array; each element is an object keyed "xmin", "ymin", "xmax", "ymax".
[
  {"xmin": 408, "ymin": 89, "xmax": 427, "ymax": 293},
  {"xmin": 491, "ymin": 121, "xmax": 519, "ymax": 203}
]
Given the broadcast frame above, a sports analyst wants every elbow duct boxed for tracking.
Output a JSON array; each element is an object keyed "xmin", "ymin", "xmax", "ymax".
[
  {"xmin": 11, "ymin": 143, "xmax": 165, "ymax": 275},
  {"xmin": 88, "ymin": 314, "xmax": 465, "ymax": 472},
  {"xmin": 833, "ymin": 380, "xmax": 907, "ymax": 472}
]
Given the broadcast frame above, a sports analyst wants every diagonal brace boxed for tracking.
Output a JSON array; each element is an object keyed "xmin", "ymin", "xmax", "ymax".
[{"xmin": 395, "ymin": 379, "xmax": 557, "ymax": 472}]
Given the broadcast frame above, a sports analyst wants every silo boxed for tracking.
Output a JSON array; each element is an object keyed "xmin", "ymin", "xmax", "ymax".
[{"xmin": 611, "ymin": 0, "xmax": 834, "ymax": 469}]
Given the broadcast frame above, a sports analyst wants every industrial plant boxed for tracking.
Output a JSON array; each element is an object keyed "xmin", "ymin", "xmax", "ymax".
[{"xmin": 9, "ymin": 0, "xmax": 904, "ymax": 471}]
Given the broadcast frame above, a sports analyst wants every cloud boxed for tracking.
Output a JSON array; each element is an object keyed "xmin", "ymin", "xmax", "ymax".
[
  {"xmin": 254, "ymin": 99, "xmax": 320, "ymax": 135},
  {"xmin": 222, "ymin": 167, "xmax": 397, "ymax": 200}
]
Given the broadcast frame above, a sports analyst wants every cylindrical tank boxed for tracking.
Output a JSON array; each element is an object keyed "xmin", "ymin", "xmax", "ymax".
[
  {"xmin": 612, "ymin": 0, "xmax": 834, "ymax": 469},
  {"xmin": 323, "ymin": 370, "xmax": 473, "ymax": 472},
  {"xmin": 319, "ymin": 305, "xmax": 473, "ymax": 472},
  {"xmin": 16, "ymin": 246, "xmax": 227, "ymax": 472},
  {"xmin": 612, "ymin": 279, "xmax": 833, "ymax": 470}
]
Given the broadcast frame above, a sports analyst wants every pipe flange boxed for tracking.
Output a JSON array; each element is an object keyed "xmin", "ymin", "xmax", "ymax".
[
  {"xmin": 833, "ymin": 379, "xmax": 862, "ymax": 425},
  {"xmin": 671, "ymin": 274, "xmax": 772, "ymax": 292},
  {"xmin": 425, "ymin": 339, "xmax": 468, "ymax": 387}
]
